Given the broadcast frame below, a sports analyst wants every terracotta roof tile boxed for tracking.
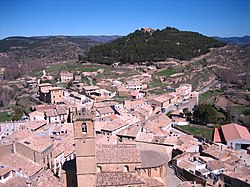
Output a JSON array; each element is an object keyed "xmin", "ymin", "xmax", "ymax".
[
  {"xmin": 143, "ymin": 177, "xmax": 164, "ymax": 187},
  {"xmin": 97, "ymin": 107, "xmax": 114, "ymax": 115},
  {"xmin": 213, "ymin": 128, "xmax": 221, "ymax": 143},
  {"xmin": 117, "ymin": 124, "xmax": 141, "ymax": 138},
  {"xmin": 207, "ymin": 160, "xmax": 226, "ymax": 170},
  {"xmin": 34, "ymin": 169, "xmax": 60, "ymax": 187},
  {"xmin": 130, "ymin": 91, "xmax": 140, "ymax": 97},
  {"xmin": 0, "ymin": 176, "xmax": 26, "ymax": 187},
  {"xmin": 0, "ymin": 153, "xmax": 42, "ymax": 177},
  {"xmin": 221, "ymin": 123, "xmax": 250, "ymax": 142},
  {"xmin": 96, "ymin": 144, "xmax": 141, "ymax": 164},
  {"xmin": 20, "ymin": 135, "xmax": 53, "ymax": 153},
  {"xmin": 153, "ymin": 93, "xmax": 175, "ymax": 103},
  {"xmin": 97, "ymin": 172, "xmax": 145, "ymax": 186}
]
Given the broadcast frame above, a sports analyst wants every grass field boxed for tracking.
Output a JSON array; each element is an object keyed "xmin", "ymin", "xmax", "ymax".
[
  {"xmin": 231, "ymin": 105, "xmax": 249, "ymax": 114},
  {"xmin": 148, "ymin": 78, "xmax": 165, "ymax": 89},
  {"xmin": 176, "ymin": 124, "xmax": 214, "ymax": 140},
  {"xmin": 0, "ymin": 112, "xmax": 11, "ymax": 122},
  {"xmin": 47, "ymin": 62, "xmax": 100, "ymax": 73},
  {"xmin": 156, "ymin": 69, "xmax": 176, "ymax": 77}
]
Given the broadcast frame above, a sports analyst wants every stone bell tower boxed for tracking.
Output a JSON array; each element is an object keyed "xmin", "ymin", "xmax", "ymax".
[{"xmin": 73, "ymin": 110, "xmax": 96, "ymax": 187}]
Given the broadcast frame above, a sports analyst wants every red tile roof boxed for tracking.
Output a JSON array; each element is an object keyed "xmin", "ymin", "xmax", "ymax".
[
  {"xmin": 97, "ymin": 172, "xmax": 145, "ymax": 186},
  {"xmin": 221, "ymin": 123, "xmax": 250, "ymax": 142},
  {"xmin": 130, "ymin": 91, "xmax": 140, "ymax": 97},
  {"xmin": 213, "ymin": 128, "xmax": 221, "ymax": 143},
  {"xmin": 107, "ymin": 114, "xmax": 118, "ymax": 120}
]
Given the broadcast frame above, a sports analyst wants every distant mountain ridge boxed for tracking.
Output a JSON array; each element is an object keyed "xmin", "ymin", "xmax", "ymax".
[
  {"xmin": 214, "ymin": 36, "xmax": 250, "ymax": 45},
  {"xmin": 84, "ymin": 27, "xmax": 226, "ymax": 64},
  {"xmin": 0, "ymin": 35, "xmax": 120, "ymax": 62},
  {"xmin": 72, "ymin": 35, "xmax": 122, "ymax": 43}
]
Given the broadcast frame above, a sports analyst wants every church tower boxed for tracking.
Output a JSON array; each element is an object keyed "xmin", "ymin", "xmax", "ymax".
[{"xmin": 73, "ymin": 112, "xmax": 96, "ymax": 187}]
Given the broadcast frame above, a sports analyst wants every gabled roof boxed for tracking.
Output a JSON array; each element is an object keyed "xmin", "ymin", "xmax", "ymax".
[
  {"xmin": 107, "ymin": 114, "xmax": 118, "ymax": 121},
  {"xmin": 207, "ymin": 160, "xmax": 226, "ymax": 171},
  {"xmin": 97, "ymin": 107, "xmax": 114, "ymax": 115},
  {"xmin": 213, "ymin": 128, "xmax": 221, "ymax": 143},
  {"xmin": 130, "ymin": 91, "xmax": 140, "ymax": 97},
  {"xmin": 0, "ymin": 153, "xmax": 42, "ymax": 177},
  {"xmin": 96, "ymin": 172, "xmax": 145, "ymax": 186},
  {"xmin": 221, "ymin": 123, "xmax": 250, "ymax": 142},
  {"xmin": 45, "ymin": 109, "xmax": 58, "ymax": 117},
  {"xmin": 153, "ymin": 93, "xmax": 174, "ymax": 103}
]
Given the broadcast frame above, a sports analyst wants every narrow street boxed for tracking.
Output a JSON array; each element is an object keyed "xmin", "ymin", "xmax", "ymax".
[
  {"xmin": 198, "ymin": 80, "xmax": 220, "ymax": 94},
  {"xmin": 167, "ymin": 167, "xmax": 182, "ymax": 187}
]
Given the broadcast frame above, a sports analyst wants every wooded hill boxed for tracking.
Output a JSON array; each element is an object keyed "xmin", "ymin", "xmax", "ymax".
[
  {"xmin": 84, "ymin": 27, "xmax": 226, "ymax": 64},
  {"xmin": 0, "ymin": 36, "xmax": 100, "ymax": 62}
]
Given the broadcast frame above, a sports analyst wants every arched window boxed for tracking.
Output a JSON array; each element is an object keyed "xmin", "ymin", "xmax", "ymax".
[
  {"xmin": 82, "ymin": 122, "xmax": 87, "ymax": 134},
  {"xmin": 97, "ymin": 166, "xmax": 102, "ymax": 173},
  {"xmin": 124, "ymin": 165, "xmax": 129, "ymax": 172}
]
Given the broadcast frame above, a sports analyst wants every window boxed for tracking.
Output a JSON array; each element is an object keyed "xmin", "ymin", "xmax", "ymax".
[
  {"xmin": 82, "ymin": 123, "xmax": 87, "ymax": 134},
  {"xmin": 124, "ymin": 165, "xmax": 129, "ymax": 172},
  {"xmin": 97, "ymin": 166, "xmax": 102, "ymax": 173}
]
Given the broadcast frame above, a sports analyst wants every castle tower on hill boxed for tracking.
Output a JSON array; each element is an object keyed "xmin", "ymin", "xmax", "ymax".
[{"xmin": 73, "ymin": 112, "xmax": 96, "ymax": 187}]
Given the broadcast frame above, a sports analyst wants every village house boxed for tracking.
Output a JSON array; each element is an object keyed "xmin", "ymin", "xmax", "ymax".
[
  {"xmin": 29, "ymin": 110, "xmax": 45, "ymax": 121},
  {"xmin": 148, "ymin": 93, "xmax": 175, "ymax": 108},
  {"xmin": 96, "ymin": 80, "xmax": 113, "ymax": 90},
  {"xmin": 170, "ymin": 140, "xmax": 250, "ymax": 186},
  {"xmin": 44, "ymin": 106, "xmax": 68, "ymax": 124},
  {"xmin": 141, "ymin": 114, "xmax": 172, "ymax": 135},
  {"xmin": 41, "ymin": 75, "xmax": 53, "ymax": 82},
  {"xmin": 0, "ymin": 153, "xmax": 43, "ymax": 185},
  {"xmin": 24, "ymin": 120, "xmax": 47, "ymax": 132},
  {"xmin": 125, "ymin": 82, "xmax": 147, "ymax": 91},
  {"xmin": 124, "ymin": 99, "xmax": 147, "ymax": 110},
  {"xmin": 64, "ymin": 91, "xmax": 92, "ymax": 105},
  {"xmin": 26, "ymin": 80, "xmax": 38, "ymax": 89},
  {"xmin": 74, "ymin": 75, "xmax": 81, "ymax": 81},
  {"xmin": 39, "ymin": 83, "xmax": 64, "ymax": 104},
  {"xmin": 95, "ymin": 118, "xmax": 128, "ymax": 135},
  {"xmin": 96, "ymin": 106, "xmax": 115, "ymax": 119},
  {"xmin": 117, "ymin": 85, "xmax": 129, "ymax": 97},
  {"xmin": 31, "ymin": 104, "xmax": 56, "ymax": 112},
  {"xmin": 0, "ymin": 122, "xmax": 25, "ymax": 138},
  {"xmin": 129, "ymin": 91, "xmax": 144, "ymax": 100},
  {"xmin": 219, "ymin": 171, "xmax": 250, "ymax": 187},
  {"xmin": 45, "ymin": 109, "xmax": 60, "ymax": 123},
  {"xmin": 16, "ymin": 135, "xmax": 54, "ymax": 168},
  {"xmin": 49, "ymin": 87, "xmax": 65, "ymax": 104},
  {"xmin": 81, "ymin": 85, "xmax": 101, "ymax": 96},
  {"xmin": 175, "ymin": 84, "xmax": 192, "ymax": 101},
  {"xmin": 60, "ymin": 71, "xmax": 74, "ymax": 83},
  {"xmin": 220, "ymin": 123, "xmax": 250, "ymax": 150}
]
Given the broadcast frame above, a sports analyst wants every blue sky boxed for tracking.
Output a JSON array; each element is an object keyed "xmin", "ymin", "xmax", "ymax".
[{"xmin": 0, "ymin": 0, "xmax": 250, "ymax": 39}]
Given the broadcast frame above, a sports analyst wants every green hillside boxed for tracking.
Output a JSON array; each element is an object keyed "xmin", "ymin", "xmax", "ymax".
[{"xmin": 84, "ymin": 27, "xmax": 226, "ymax": 64}]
